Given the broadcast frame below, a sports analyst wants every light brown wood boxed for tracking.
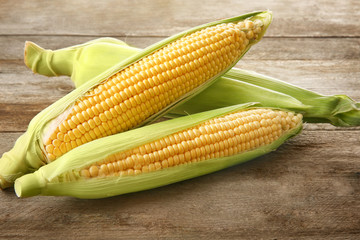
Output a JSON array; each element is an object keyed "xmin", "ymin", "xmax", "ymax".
[
  {"xmin": 0, "ymin": 0, "xmax": 359, "ymax": 37},
  {"xmin": 0, "ymin": 130, "xmax": 359, "ymax": 239},
  {"xmin": 0, "ymin": 0, "xmax": 359, "ymax": 239},
  {"xmin": 2, "ymin": 36, "xmax": 360, "ymax": 60}
]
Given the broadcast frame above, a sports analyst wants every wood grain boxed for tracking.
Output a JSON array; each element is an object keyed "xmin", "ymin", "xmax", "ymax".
[
  {"xmin": 2, "ymin": 36, "xmax": 360, "ymax": 60},
  {"xmin": 0, "ymin": 0, "xmax": 359, "ymax": 37},
  {"xmin": 0, "ymin": 0, "xmax": 359, "ymax": 239},
  {"xmin": 0, "ymin": 130, "xmax": 359, "ymax": 239}
]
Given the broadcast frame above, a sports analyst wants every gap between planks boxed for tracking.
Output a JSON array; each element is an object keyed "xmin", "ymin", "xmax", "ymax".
[
  {"xmin": 1, "ymin": 34, "xmax": 360, "ymax": 38},
  {"xmin": 1, "ymin": 128, "xmax": 360, "ymax": 134}
]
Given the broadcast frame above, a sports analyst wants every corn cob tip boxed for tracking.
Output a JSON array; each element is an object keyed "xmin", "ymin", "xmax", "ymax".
[
  {"xmin": 0, "ymin": 131, "xmax": 42, "ymax": 189},
  {"xmin": 0, "ymin": 152, "xmax": 27, "ymax": 189},
  {"xmin": 0, "ymin": 173, "xmax": 18, "ymax": 190},
  {"xmin": 0, "ymin": 176, "xmax": 11, "ymax": 190},
  {"xmin": 14, "ymin": 173, "xmax": 42, "ymax": 197},
  {"xmin": 24, "ymin": 41, "xmax": 42, "ymax": 72},
  {"xmin": 24, "ymin": 41, "xmax": 65, "ymax": 77}
]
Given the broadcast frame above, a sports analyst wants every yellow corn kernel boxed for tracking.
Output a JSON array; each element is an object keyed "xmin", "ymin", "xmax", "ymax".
[
  {"xmin": 80, "ymin": 109, "xmax": 302, "ymax": 178},
  {"xmin": 42, "ymin": 19, "xmax": 263, "ymax": 162}
]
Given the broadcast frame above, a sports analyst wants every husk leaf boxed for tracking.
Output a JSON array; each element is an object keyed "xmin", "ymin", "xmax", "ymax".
[{"xmin": 14, "ymin": 103, "xmax": 302, "ymax": 199}]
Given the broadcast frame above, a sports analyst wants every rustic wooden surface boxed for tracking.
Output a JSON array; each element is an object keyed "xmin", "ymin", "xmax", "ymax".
[{"xmin": 0, "ymin": 0, "xmax": 359, "ymax": 239}]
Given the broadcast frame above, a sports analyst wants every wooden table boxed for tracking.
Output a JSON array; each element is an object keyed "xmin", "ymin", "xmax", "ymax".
[{"xmin": 0, "ymin": 0, "xmax": 359, "ymax": 239}]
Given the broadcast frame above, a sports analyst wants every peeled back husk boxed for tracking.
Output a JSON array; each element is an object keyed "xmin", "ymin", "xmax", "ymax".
[{"xmin": 14, "ymin": 103, "xmax": 303, "ymax": 199}]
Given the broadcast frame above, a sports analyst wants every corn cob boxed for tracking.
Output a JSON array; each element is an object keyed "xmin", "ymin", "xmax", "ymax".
[
  {"xmin": 42, "ymin": 18, "xmax": 264, "ymax": 162},
  {"xmin": 14, "ymin": 104, "xmax": 303, "ymax": 198},
  {"xmin": 0, "ymin": 11, "xmax": 272, "ymax": 189},
  {"xmin": 25, "ymin": 37, "xmax": 360, "ymax": 127}
]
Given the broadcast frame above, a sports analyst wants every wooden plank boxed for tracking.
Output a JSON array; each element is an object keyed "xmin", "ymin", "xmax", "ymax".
[
  {"xmin": 0, "ymin": 59, "xmax": 358, "ymax": 132},
  {"xmin": 0, "ymin": 0, "xmax": 359, "ymax": 238},
  {"xmin": 1, "ymin": 36, "xmax": 360, "ymax": 61},
  {"xmin": 0, "ymin": 130, "xmax": 359, "ymax": 239},
  {"xmin": 242, "ymin": 60, "xmax": 360, "ymax": 96},
  {"xmin": 0, "ymin": 0, "xmax": 359, "ymax": 37}
]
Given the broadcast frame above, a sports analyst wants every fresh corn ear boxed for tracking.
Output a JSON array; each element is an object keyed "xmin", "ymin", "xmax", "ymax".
[
  {"xmin": 14, "ymin": 104, "xmax": 303, "ymax": 199},
  {"xmin": 25, "ymin": 36, "xmax": 360, "ymax": 127},
  {"xmin": 0, "ymin": 11, "xmax": 272, "ymax": 189},
  {"xmin": 42, "ymin": 16, "xmax": 267, "ymax": 162}
]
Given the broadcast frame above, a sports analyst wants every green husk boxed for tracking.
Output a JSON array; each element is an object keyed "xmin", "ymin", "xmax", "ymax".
[
  {"xmin": 24, "ymin": 37, "xmax": 139, "ymax": 83},
  {"xmin": 0, "ymin": 11, "xmax": 272, "ymax": 189},
  {"xmin": 14, "ymin": 103, "xmax": 303, "ymax": 199},
  {"xmin": 25, "ymin": 37, "xmax": 360, "ymax": 127},
  {"xmin": 171, "ymin": 70, "xmax": 360, "ymax": 126}
]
